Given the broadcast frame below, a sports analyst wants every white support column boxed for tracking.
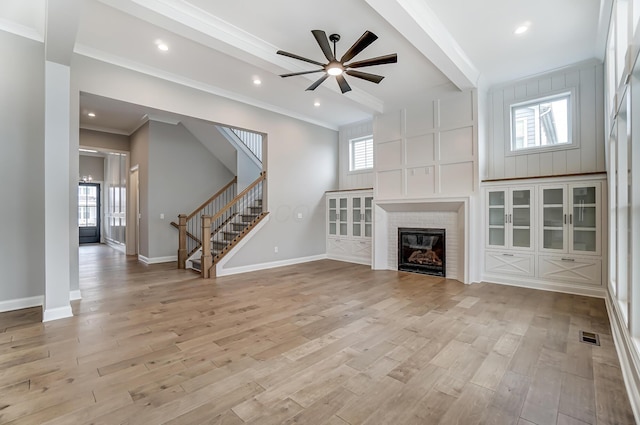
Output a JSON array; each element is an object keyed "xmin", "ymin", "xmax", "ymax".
[{"xmin": 43, "ymin": 60, "xmax": 72, "ymax": 322}]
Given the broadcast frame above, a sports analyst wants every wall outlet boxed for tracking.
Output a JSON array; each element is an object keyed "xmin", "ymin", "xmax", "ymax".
[
  {"xmin": 297, "ymin": 213, "xmax": 303, "ymax": 219},
  {"xmin": 160, "ymin": 213, "xmax": 164, "ymax": 219},
  {"xmin": 274, "ymin": 246, "xmax": 278, "ymax": 253}
]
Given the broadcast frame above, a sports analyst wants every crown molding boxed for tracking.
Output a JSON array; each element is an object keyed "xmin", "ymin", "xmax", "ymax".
[{"xmin": 0, "ymin": 18, "xmax": 43, "ymax": 42}]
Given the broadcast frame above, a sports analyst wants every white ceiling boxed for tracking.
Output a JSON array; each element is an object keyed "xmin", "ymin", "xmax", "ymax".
[{"xmin": 0, "ymin": 0, "xmax": 611, "ymax": 132}]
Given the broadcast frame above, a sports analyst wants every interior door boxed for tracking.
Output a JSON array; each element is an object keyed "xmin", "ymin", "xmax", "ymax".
[{"xmin": 79, "ymin": 182, "xmax": 100, "ymax": 244}]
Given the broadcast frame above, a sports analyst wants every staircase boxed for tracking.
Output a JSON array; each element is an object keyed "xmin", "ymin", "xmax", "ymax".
[
  {"xmin": 189, "ymin": 198, "xmax": 264, "ymax": 272},
  {"xmin": 177, "ymin": 172, "xmax": 268, "ymax": 278}
]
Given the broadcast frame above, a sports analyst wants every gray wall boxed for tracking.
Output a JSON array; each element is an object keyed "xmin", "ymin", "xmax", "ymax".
[
  {"xmin": 0, "ymin": 33, "xmax": 45, "ymax": 304},
  {"xmin": 79, "ymin": 155, "xmax": 105, "ymax": 181},
  {"xmin": 72, "ymin": 54, "xmax": 338, "ymax": 268},
  {"xmin": 80, "ymin": 128, "xmax": 130, "ymax": 152},
  {"xmin": 147, "ymin": 121, "xmax": 235, "ymax": 259}
]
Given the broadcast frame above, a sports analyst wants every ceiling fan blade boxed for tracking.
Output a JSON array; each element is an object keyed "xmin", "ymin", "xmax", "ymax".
[
  {"xmin": 277, "ymin": 50, "xmax": 326, "ymax": 67},
  {"xmin": 346, "ymin": 53, "xmax": 398, "ymax": 69},
  {"xmin": 336, "ymin": 74, "xmax": 352, "ymax": 93},
  {"xmin": 345, "ymin": 70, "xmax": 385, "ymax": 84},
  {"xmin": 280, "ymin": 69, "xmax": 325, "ymax": 78},
  {"xmin": 311, "ymin": 30, "xmax": 335, "ymax": 61},
  {"xmin": 306, "ymin": 74, "xmax": 330, "ymax": 91},
  {"xmin": 339, "ymin": 31, "xmax": 378, "ymax": 63}
]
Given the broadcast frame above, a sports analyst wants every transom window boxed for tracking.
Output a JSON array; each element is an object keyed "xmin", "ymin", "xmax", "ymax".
[
  {"xmin": 349, "ymin": 136, "xmax": 373, "ymax": 171},
  {"xmin": 510, "ymin": 92, "xmax": 573, "ymax": 153}
]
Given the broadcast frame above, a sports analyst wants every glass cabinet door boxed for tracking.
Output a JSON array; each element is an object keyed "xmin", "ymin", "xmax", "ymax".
[
  {"xmin": 352, "ymin": 197, "xmax": 362, "ymax": 237},
  {"xmin": 339, "ymin": 197, "xmax": 348, "ymax": 236},
  {"xmin": 488, "ymin": 190, "xmax": 506, "ymax": 247},
  {"xmin": 364, "ymin": 197, "xmax": 373, "ymax": 238},
  {"xmin": 541, "ymin": 187, "xmax": 566, "ymax": 251},
  {"xmin": 511, "ymin": 189, "xmax": 532, "ymax": 249},
  {"xmin": 571, "ymin": 185, "xmax": 598, "ymax": 253},
  {"xmin": 328, "ymin": 198, "xmax": 338, "ymax": 235}
]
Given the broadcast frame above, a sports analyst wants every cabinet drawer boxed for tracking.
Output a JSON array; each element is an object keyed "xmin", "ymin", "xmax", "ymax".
[
  {"xmin": 327, "ymin": 238, "xmax": 350, "ymax": 256},
  {"xmin": 538, "ymin": 255, "xmax": 601, "ymax": 286},
  {"xmin": 485, "ymin": 251, "xmax": 535, "ymax": 277},
  {"xmin": 351, "ymin": 240, "xmax": 372, "ymax": 260}
]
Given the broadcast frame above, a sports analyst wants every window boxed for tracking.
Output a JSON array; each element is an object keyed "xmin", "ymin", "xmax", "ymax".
[
  {"xmin": 510, "ymin": 91, "xmax": 573, "ymax": 153},
  {"xmin": 349, "ymin": 136, "xmax": 373, "ymax": 171}
]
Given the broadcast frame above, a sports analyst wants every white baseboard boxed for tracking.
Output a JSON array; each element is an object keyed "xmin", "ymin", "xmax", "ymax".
[
  {"xmin": 43, "ymin": 305, "xmax": 73, "ymax": 322},
  {"xmin": 605, "ymin": 290, "xmax": 640, "ymax": 423},
  {"xmin": 70, "ymin": 290, "xmax": 82, "ymax": 301},
  {"xmin": 0, "ymin": 295, "xmax": 44, "ymax": 313},
  {"xmin": 138, "ymin": 255, "xmax": 177, "ymax": 265},
  {"xmin": 216, "ymin": 254, "xmax": 327, "ymax": 277},
  {"xmin": 482, "ymin": 274, "xmax": 606, "ymax": 298}
]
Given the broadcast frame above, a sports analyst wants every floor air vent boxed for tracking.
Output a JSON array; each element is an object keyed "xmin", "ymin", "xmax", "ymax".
[{"xmin": 579, "ymin": 330, "xmax": 600, "ymax": 346}]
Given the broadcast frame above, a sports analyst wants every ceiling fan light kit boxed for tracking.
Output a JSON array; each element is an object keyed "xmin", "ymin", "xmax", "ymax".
[{"xmin": 277, "ymin": 30, "xmax": 398, "ymax": 93}]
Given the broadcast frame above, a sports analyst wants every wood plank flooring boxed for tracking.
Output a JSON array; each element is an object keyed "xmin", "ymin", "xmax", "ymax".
[{"xmin": 0, "ymin": 244, "xmax": 635, "ymax": 424}]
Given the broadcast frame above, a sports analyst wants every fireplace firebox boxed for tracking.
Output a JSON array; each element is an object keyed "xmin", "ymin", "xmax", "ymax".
[{"xmin": 398, "ymin": 228, "xmax": 446, "ymax": 277}]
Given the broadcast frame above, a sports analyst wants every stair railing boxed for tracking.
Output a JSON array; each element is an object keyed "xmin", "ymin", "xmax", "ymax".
[
  {"xmin": 176, "ymin": 177, "xmax": 237, "ymax": 268},
  {"xmin": 231, "ymin": 128, "xmax": 263, "ymax": 163},
  {"xmin": 200, "ymin": 171, "xmax": 267, "ymax": 277}
]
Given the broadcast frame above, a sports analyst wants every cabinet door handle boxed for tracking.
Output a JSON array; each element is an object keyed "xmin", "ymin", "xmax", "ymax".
[
  {"xmin": 569, "ymin": 214, "xmax": 573, "ymax": 225},
  {"xmin": 564, "ymin": 214, "xmax": 567, "ymax": 224},
  {"xmin": 505, "ymin": 214, "xmax": 508, "ymax": 224},
  {"xmin": 509, "ymin": 214, "xmax": 512, "ymax": 224},
  {"xmin": 561, "ymin": 258, "xmax": 575, "ymax": 262},
  {"xmin": 503, "ymin": 253, "xmax": 514, "ymax": 257}
]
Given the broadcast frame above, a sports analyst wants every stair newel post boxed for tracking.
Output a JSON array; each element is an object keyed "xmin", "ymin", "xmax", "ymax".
[
  {"xmin": 177, "ymin": 214, "xmax": 187, "ymax": 269},
  {"xmin": 201, "ymin": 215, "xmax": 213, "ymax": 278}
]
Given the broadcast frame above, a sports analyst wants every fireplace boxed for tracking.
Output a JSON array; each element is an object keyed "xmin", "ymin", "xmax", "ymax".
[{"xmin": 398, "ymin": 228, "xmax": 446, "ymax": 277}]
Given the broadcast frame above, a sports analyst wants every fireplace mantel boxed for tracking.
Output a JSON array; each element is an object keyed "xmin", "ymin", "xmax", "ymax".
[{"xmin": 372, "ymin": 196, "xmax": 471, "ymax": 283}]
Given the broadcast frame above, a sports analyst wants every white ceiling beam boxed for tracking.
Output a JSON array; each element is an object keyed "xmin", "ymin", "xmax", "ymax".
[
  {"xmin": 364, "ymin": 0, "xmax": 480, "ymax": 91},
  {"xmin": 45, "ymin": 0, "xmax": 81, "ymax": 65}
]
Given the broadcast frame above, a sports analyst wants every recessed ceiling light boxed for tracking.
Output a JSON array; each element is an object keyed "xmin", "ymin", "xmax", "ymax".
[
  {"xmin": 87, "ymin": 112, "xmax": 96, "ymax": 118},
  {"xmin": 314, "ymin": 101, "xmax": 320, "ymax": 107},
  {"xmin": 157, "ymin": 43, "xmax": 169, "ymax": 51},
  {"xmin": 253, "ymin": 78, "xmax": 262, "ymax": 85},
  {"xmin": 514, "ymin": 24, "xmax": 530, "ymax": 35}
]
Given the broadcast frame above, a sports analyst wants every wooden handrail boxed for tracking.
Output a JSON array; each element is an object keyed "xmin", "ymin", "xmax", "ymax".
[
  {"xmin": 208, "ymin": 172, "xmax": 266, "ymax": 225},
  {"xmin": 186, "ymin": 177, "xmax": 238, "ymax": 220}
]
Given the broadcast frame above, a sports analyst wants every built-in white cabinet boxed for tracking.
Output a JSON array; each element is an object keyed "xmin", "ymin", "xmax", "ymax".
[
  {"xmin": 486, "ymin": 187, "xmax": 534, "ymax": 251},
  {"xmin": 539, "ymin": 183, "xmax": 601, "ymax": 255},
  {"xmin": 326, "ymin": 189, "xmax": 373, "ymax": 265},
  {"xmin": 483, "ymin": 176, "xmax": 605, "ymax": 295}
]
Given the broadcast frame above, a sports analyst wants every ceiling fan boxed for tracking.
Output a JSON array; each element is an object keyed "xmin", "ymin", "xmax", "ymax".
[{"xmin": 276, "ymin": 30, "xmax": 398, "ymax": 94}]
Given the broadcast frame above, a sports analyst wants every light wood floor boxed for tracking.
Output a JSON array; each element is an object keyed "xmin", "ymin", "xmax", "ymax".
[{"xmin": 0, "ymin": 245, "xmax": 635, "ymax": 425}]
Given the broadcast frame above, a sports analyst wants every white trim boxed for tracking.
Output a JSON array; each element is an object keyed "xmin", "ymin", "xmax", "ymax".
[
  {"xmin": 43, "ymin": 305, "xmax": 73, "ymax": 322},
  {"xmin": 138, "ymin": 255, "xmax": 178, "ymax": 264},
  {"xmin": 70, "ymin": 290, "xmax": 82, "ymax": 301},
  {"xmin": 0, "ymin": 296, "xmax": 43, "ymax": 313},
  {"xmin": 483, "ymin": 275, "xmax": 606, "ymax": 299},
  {"xmin": 605, "ymin": 290, "xmax": 640, "ymax": 423},
  {"xmin": 0, "ymin": 18, "xmax": 43, "ymax": 42},
  {"xmin": 217, "ymin": 254, "xmax": 328, "ymax": 277}
]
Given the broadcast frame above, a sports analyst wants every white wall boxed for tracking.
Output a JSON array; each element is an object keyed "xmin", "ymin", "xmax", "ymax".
[
  {"xmin": 374, "ymin": 89, "xmax": 477, "ymax": 200},
  {"xmin": 147, "ymin": 121, "xmax": 234, "ymax": 259},
  {"xmin": 80, "ymin": 128, "xmax": 130, "ymax": 152},
  {"xmin": 339, "ymin": 120, "xmax": 374, "ymax": 190},
  {"xmin": 0, "ymin": 33, "xmax": 45, "ymax": 308},
  {"xmin": 486, "ymin": 60, "xmax": 605, "ymax": 179},
  {"xmin": 70, "ymin": 54, "xmax": 338, "ymax": 268}
]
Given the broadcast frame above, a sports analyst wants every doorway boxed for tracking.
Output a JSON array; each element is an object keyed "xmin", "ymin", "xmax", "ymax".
[{"xmin": 78, "ymin": 182, "xmax": 101, "ymax": 244}]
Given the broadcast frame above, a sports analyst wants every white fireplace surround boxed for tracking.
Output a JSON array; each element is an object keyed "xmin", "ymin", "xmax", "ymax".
[{"xmin": 373, "ymin": 197, "xmax": 470, "ymax": 283}]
